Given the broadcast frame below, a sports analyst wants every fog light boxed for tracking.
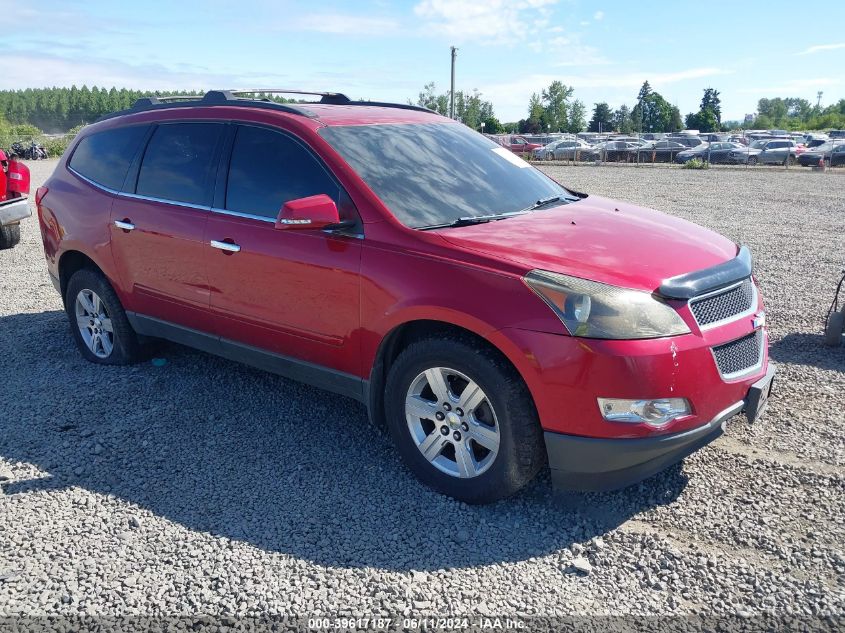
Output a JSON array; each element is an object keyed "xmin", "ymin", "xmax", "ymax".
[{"xmin": 597, "ymin": 398, "xmax": 690, "ymax": 426}]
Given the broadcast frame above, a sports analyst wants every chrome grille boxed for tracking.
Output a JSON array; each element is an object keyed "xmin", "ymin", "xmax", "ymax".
[
  {"xmin": 712, "ymin": 330, "xmax": 762, "ymax": 378},
  {"xmin": 690, "ymin": 278, "xmax": 755, "ymax": 327}
]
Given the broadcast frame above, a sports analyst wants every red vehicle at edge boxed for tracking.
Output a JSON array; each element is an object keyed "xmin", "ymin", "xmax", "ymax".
[
  {"xmin": 36, "ymin": 90, "xmax": 774, "ymax": 503},
  {"xmin": 0, "ymin": 149, "xmax": 31, "ymax": 249}
]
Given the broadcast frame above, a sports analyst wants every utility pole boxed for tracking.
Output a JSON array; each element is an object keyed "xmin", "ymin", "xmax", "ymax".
[
  {"xmin": 817, "ymin": 91, "xmax": 823, "ymax": 110},
  {"xmin": 449, "ymin": 46, "xmax": 458, "ymax": 119}
]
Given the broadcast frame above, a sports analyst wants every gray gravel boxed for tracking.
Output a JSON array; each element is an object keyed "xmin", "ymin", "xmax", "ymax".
[{"xmin": 0, "ymin": 160, "xmax": 843, "ymax": 621}]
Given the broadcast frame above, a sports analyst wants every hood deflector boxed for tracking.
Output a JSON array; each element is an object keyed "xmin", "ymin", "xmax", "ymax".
[{"xmin": 658, "ymin": 245, "xmax": 752, "ymax": 300}]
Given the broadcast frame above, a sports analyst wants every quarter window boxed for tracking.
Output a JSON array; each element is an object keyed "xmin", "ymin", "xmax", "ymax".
[
  {"xmin": 69, "ymin": 126, "xmax": 149, "ymax": 191},
  {"xmin": 225, "ymin": 125, "xmax": 340, "ymax": 219},
  {"xmin": 136, "ymin": 123, "xmax": 222, "ymax": 206}
]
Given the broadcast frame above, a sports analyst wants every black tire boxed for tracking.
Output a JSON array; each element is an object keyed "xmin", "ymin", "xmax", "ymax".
[
  {"xmin": 384, "ymin": 336, "xmax": 545, "ymax": 504},
  {"xmin": 0, "ymin": 224, "xmax": 21, "ymax": 249},
  {"xmin": 825, "ymin": 158, "xmax": 831, "ymax": 169},
  {"xmin": 65, "ymin": 268, "xmax": 142, "ymax": 365},
  {"xmin": 748, "ymin": 156, "xmax": 758, "ymax": 166},
  {"xmin": 825, "ymin": 311, "xmax": 844, "ymax": 347}
]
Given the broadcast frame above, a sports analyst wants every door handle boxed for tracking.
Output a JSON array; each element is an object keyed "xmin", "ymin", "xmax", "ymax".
[
  {"xmin": 210, "ymin": 240, "xmax": 241, "ymax": 253},
  {"xmin": 114, "ymin": 220, "xmax": 135, "ymax": 231}
]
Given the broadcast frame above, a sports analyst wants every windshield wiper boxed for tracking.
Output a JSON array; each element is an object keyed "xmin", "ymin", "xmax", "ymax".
[
  {"xmin": 523, "ymin": 195, "xmax": 563, "ymax": 212},
  {"xmin": 418, "ymin": 209, "xmax": 530, "ymax": 230}
]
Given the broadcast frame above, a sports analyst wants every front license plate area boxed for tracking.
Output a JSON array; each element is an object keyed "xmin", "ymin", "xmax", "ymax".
[{"xmin": 746, "ymin": 364, "xmax": 776, "ymax": 423}]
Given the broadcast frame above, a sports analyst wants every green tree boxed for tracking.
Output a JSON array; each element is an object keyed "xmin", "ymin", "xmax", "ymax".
[
  {"xmin": 700, "ymin": 88, "xmax": 722, "ymax": 124},
  {"xmin": 567, "ymin": 100, "xmax": 586, "ymax": 133},
  {"xmin": 588, "ymin": 102, "xmax": 613, "ymax": 133},
  {"xmin": 613, "ymin": 105, "xmax": 633, "ymax": 134},
  {"xmin": 541, "ymin": 81, "xmax": 574, "ymax": 132}
]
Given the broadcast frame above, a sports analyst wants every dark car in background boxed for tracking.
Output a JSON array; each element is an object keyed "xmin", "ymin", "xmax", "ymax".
[
  {"xmin": 675, "ymin": 142, "xmax": 749, "ymax": 165},
  {"xmin": 638, "ymin": 140, "xmax": 688, "ymax": 162},
  {"xmin": 797, "ymin": 141, "xmax": 845, "ymax": 167},
  {"xmin": 584, "ymin": 141, "xmax": 639, "ymax": 162}
]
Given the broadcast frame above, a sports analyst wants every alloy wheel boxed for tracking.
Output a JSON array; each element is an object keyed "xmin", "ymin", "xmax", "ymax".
[
  {"xmin": 405, "ymin": 367, "xmax": 500, "ymax": 478},
  {"xmin": 75, "ymin": 289, "xmax": 114, "ymax": 359}
]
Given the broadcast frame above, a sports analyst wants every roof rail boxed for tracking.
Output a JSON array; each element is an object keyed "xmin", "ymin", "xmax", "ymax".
[
  {"xmin": 227, "ymin": 89, "xmax": 351, "ymax": 103},
  {"xmin": 97, "ymin": 89, "xmax": 436, "ymax": 123}
]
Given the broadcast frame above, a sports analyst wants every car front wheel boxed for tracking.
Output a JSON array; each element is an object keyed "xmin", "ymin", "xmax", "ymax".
[
  {"xmin": 748, "ymin": 156, "xmax": 758, "ymax": 166},
  {"xmin": 65, "ymin": 268, "xmax": 142, "ymax": 365},
  {"xmin": 384, "ymin": 336, "xmax": 545, "ymax": 504}
]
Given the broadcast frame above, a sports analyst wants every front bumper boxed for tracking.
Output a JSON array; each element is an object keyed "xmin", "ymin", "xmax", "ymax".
[
  {"xmin": 0, "ymin": 197, "xmax": 30, "ymax": 226},
  {"xmin": 545, "ymin": 363, "xmax": 775, "ymax": 491}
]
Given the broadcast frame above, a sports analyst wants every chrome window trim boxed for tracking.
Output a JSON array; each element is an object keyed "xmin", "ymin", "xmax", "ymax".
[
  {"xmin": 689, "ymin": 277, "xmax": 758, "ymax": 331},
  {"xmin": 68, "ymin": 165, "xmax": 121, "ymax": 196},
  {"xmin": 210, "ymin": 207, "xmax": 274, "ymax": 223},
  {"xmin": 710, "ymin": 329, "xmax": 765, "ymax": 381},
  {"xmin": 69, "ymin": 165, "xmax": 212, "ymax": 211},
  {"xmin": 120, "ymin": 191, "xmax": 211, "ymax": 211}
]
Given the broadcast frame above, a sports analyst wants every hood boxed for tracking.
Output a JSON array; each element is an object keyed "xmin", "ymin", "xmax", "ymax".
[{"xmin": 437, "ymin": 195, "xmax": 738, "ymax": 292}]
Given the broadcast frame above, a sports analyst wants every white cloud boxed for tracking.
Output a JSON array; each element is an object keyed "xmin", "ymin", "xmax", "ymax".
[
  {"xmin": 798, "ymin": 42, "xmax": 845, "ymax": 55},
  {"xmin": 413, "ymin": 0, "xmax": 558, "ymax": 44},
  {"xmin": 292, "ymin": 13, "xmax": 400, "ymax": 35},
  {"xmin": 593, "ymin": 10, "xmax": 604, "ymax": 20}
]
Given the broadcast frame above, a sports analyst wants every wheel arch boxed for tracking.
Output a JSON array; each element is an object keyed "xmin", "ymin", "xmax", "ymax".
[
  {"xmin": 365, "ymin": 318, "xmax": 534, "ymax": 430},
  {"xmin": 57, "ymin": 250, "xmax": 104, "ymax": 303}
]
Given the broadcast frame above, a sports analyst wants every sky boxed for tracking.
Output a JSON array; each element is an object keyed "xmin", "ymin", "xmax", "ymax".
[{"xmin": 3, "ymin": 0, "xmax": 844, "ymax": 122}]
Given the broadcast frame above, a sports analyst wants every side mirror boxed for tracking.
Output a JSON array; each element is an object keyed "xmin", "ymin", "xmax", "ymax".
[{"xmin": 275, "ymin": 194, "xmax": 341, "ymax": 231}]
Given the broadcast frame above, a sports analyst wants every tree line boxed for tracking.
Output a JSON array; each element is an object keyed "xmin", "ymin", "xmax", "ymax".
[
  {"xmin": 2, "ymin": 84, "xmax": 844, "ymax": 144},
  {"xmin": 0, "ymin": 87, "xmax": 299, "ymax": 134}
]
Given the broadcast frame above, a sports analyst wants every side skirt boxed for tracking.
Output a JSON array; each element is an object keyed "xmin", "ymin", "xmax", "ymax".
[{"xmin": 126, "ymin": 312, "xmax": 366, "ymax": 402}]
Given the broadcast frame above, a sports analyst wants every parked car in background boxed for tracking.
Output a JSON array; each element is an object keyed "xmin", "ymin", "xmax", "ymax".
[
  {"xmin": 727, "ymin": 144, "xmax": 762, "ymax": 165},
  {"xmin": 805, "ymin": 136, "xmax": 830, "ymax": 148},
  {"xmin": 504, "ymin": 135, "xmax": 543, "ymax": 155},
  {"xmin": 699, "ymin": 133, "xmax": 728, "ymax": 143},
  {"xmin": 638, "ymin": 140, "xmax": 688, "ymax": 162},
  {"xmin": 829, "ymin": 130, "xmax": 845, "ymax": 139},
  {"xmin": 584, "ymin": 141, "xmax": 639, "ymax": 162},
  {"xmin": 532, "ymin": 138, "xmax": 580, "ymax": 160},
  {"xmin": 552, "ymin": 139, "xmax": 593, "ymax": 160},
  {"xmin": 797, "ymin": 141, "xmax": 845, "ymax": 167},
  {"xmin": 756, "ymin": 139, "xmax": 800, "ymax": 165},
  {"xmin": 675, "ymin": 142, "xmax": 749, "ymax": 164},
  {"xmin": 34, "ymin": 89, "xmax": 775, "ymax": 503}
]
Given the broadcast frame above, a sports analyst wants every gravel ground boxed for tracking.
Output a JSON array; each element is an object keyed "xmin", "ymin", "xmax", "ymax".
[{"xmin": 0, "ymin": 160, "xmax": 843, "ymax": 624}]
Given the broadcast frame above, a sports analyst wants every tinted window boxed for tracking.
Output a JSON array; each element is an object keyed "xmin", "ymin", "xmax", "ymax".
[
  {"xmin": 69, "ymin": 126, "xmax": 148, "ymax": 191},
  {"xmin": 320, "ymin": 122, "xmax": 575, "ymax": 229},
  {"xmin": 136, "ymin": 123, "xmax": 222, "ymax": 206},
  {"xmin": 225, "ymin": 125, "xmax": 340, "ymax": 219}
]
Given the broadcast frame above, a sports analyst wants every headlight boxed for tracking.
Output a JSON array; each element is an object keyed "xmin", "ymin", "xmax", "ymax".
[{"xmin": 524, "ymin": 270, "xmax": 690, "ymax": 339}]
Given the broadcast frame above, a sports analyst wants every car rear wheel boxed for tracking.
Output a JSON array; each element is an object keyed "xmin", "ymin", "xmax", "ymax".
[
  {"xmin": 0, "ymin": 224, "xmax": 21, "ymax": 250},
  {"xmin": 825, "ymin": 311, "xmax": 844, "ymax": 347},
  {"xmin": 825, "ymin": 158, "xmax": 831, "ymax": 169},
  {"xmin": 748, "ymin": 156, "xmax": 758, "ymax": 166},
  {"xmin": 785, "ymin": 156, "xmax": 796, "ymax": 166},
  {"xmin": 65, "ymin": 268, "xmax": 142, "ymax": 365},
  {"xmin": 384, "ymin": 336, "xmax": 545, "ymax": 504},
  {"xmin": 546, "ymin": 152, "xmax": 554, "ymax": 160}
]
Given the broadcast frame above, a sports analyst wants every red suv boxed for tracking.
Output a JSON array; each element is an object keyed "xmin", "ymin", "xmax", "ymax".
[{"xmin": 36, "ymin": 90, "xmax": 775, "ymax": 504}]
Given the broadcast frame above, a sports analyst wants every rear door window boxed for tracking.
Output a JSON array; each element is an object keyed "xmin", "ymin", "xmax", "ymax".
[
  {"xmin": 224, "ymin": 125, "xmax": 341, "ymax": 219},
  {"xmin": 136, "ymin": 123, "xmax": 222, "ymax": 206},
  {"xmin": 69, "ymin": 126, "xmax": 149, "ymax": 191}
]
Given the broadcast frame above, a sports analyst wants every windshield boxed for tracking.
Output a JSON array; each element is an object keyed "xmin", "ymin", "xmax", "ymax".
[{"xmin": 319, "ymin": 122, "xmax": 575, "ymax": 229}]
